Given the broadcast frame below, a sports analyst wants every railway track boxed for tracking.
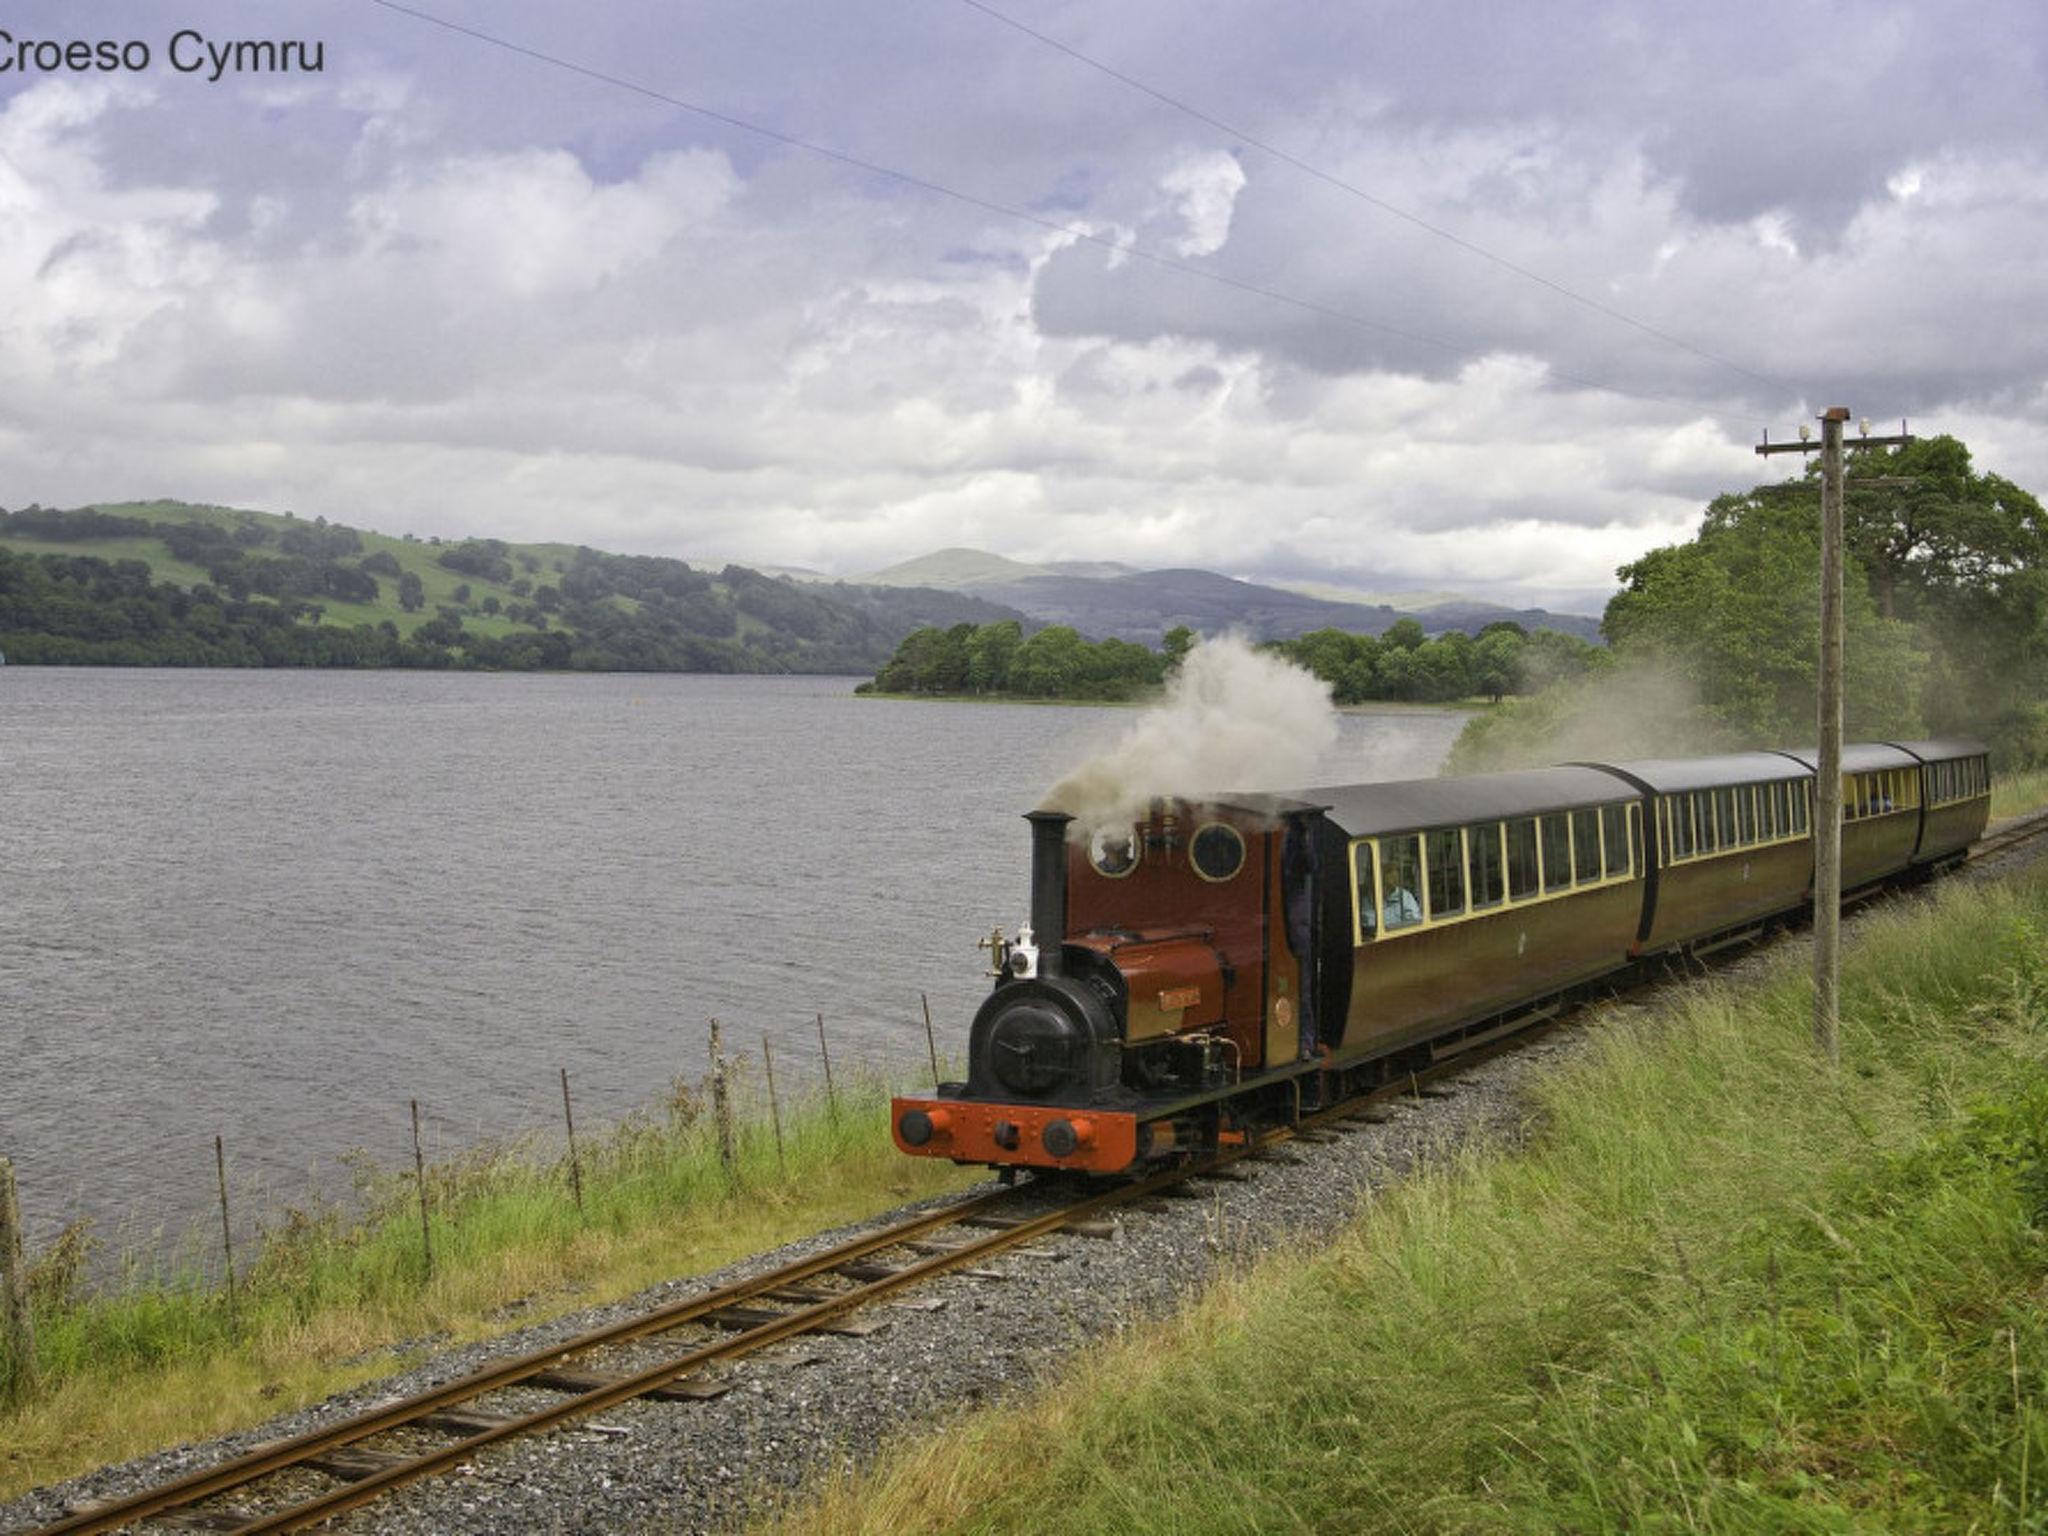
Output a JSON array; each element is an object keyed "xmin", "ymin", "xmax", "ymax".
[{"xmin": 26, "ymin": 806, "xmax": 2048, "ymax": 1536}]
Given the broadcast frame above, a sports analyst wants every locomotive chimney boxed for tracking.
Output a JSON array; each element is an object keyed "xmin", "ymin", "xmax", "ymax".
[{"xmin": 1026, "ymin": 810, "xmax": 1071, "ymax": 979}]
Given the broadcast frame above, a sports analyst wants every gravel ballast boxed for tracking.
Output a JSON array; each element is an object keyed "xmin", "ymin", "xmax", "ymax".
[{"xmin": 6, "ymin": 815, "xmax": 2045, "ymax": 1536}]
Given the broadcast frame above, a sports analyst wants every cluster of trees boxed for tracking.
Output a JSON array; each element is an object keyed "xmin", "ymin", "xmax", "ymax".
[
  {"xmin": 862, "ymin": 616, "xmax": 1604, "ymax": 704},
  {"xmin": 1450, "ymin": 435, "xmax": 2048, "ymax": 771},
  {"xmin": 1271, "ymin": 619, "xmax": 1603, "ymax": 704},
  {"xmin": 859, "ymin": 620, "xmax": 1178, "ymax": 700}
]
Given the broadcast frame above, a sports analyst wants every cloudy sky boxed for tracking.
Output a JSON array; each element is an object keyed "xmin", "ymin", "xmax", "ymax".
[{"xmin": 3, "ymin": 1, "xmax": 2044, "ymax": 610}]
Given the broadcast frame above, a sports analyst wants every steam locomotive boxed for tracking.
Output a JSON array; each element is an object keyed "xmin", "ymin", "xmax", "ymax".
[{"xmin": 892, "ymin": 740, "xmax": 1992, "ymax": 1174}]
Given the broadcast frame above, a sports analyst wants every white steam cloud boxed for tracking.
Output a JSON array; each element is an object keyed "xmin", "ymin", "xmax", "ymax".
[{"xmin": 1043, "ymin": 635, "xmax": 1338, "ymax": 834}]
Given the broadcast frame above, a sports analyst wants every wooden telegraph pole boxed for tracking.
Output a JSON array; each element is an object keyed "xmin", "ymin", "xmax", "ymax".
[{"xmin": 1756, "ymin": 409, "xmax": 1914, "ymax": 1063}]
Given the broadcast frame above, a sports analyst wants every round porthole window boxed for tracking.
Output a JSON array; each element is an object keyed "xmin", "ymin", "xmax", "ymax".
[
  {"xmin": 1090, "ymin": 825, "xmax": 1139, "ymax": 878},
  {"xmin": 1189, "ymin": 822, "xmax": 1246, "ymax": 882}
]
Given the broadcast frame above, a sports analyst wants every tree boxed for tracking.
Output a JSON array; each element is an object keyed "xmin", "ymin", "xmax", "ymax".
[
  {"xmin": 1008, "ymin": 625, "xmax": 1085, "ymax": 696},
  {"xmin": 1473, "ymin": 628, "xmax": 1524, "ymax": 703},
  {"xmin": 966, "ymin": 619, "xmax": 1023, "ymax": 693},
  {"xmin": 1381, "ymin": 617, "xmax": 1427, "ymax": 652},
  {"xmin": 397, "ymin": 571, "xmax": 424, "ymax": 613},
  {"xmin": 1161, "ymin": 625, "xmax": 1196, "ymax": 671}
]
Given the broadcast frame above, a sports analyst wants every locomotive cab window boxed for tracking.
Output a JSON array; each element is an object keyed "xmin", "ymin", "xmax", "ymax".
[
  {"xmin": 1090, "ymin": 826, "xmax": 1139, "ymax": 878},
  {"xmin": 1189, "ymin": 822, "xmax": 1246, "ymax": 882}
]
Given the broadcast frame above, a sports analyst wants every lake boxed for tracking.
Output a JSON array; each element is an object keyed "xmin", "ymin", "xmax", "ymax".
[{"xmin": 0, "ymin": 670, "xmax": 1467, "ymax": 1252}]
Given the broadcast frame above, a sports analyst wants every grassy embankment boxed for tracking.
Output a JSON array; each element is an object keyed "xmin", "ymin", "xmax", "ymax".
[
  {"xmin": 0, "ymin": 1066, "xmax": 975, "ymax": 1498},
  {"xmin": 1995, "ymin": 766, "xmax": 2048, "ymax": 821},
  {"xmin": 780, "ymin": 861, "xmax": 2048, "ymax": 1532}
]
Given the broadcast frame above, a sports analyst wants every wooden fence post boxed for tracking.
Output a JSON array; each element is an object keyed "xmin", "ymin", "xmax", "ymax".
[
  {"xmin": 816, "ymin": 1013, "xmax": 838, "ymax": 1118},
  {"xmin": 214, "ymin": 1135, "xmax": 238, "ymax": 1329},
  {"xmin": 763, "ymin": 1038, "xmax": 787, "ymax": 1177},
  {"xmin": 410, "ymin": 1099, "xmax": 434, "ymax": 1281},
  {"xmin": 709, "ymin": 1020, "xmax": 737, "ymax": 1185},
  {"xmin": 559, "ymin": 1067, "xmax": 585, "ymax": 1214},
  {"xmin": 0, "ymin": 1157, "xmax": 35, "ymax": 1400}
]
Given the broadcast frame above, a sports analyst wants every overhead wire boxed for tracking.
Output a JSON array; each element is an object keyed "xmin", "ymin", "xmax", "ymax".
[
  {"xmin": 361, "ymin": 0, "xmax": 1770, "ymax": 428},
  {"xmin": 954, "ymin": 0, "xmax": 1790, "ymax": 398}
]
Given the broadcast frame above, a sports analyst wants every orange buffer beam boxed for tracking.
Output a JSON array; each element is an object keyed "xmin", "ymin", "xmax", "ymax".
[{"xmin": 892, "ymin": 1096, "xmax": 1144, "ymax": 1173}]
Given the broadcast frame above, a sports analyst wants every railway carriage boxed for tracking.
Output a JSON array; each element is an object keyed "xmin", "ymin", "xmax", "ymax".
[
  {"xmin": 894, "ymin": 738, "xmax": 1993, "ymax": 1177},
  {"xmin": 1597, "ymin": 754, "xmax": 1815, "ymax": 955},
  {"xmin": 1772, "ymin": 743, "xmax": 1924, "ymax": 892},
  {"xmin": 1889, "ymin": 738, "xmax": 1993, "ymax": 871}
]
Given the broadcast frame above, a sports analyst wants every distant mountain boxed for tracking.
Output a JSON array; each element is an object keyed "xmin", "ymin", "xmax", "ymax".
[
  {"xmin": 859, "ymin": 547, "xmax": 1140, "ymax": 588},
  {"xmin": 972, "ymin": 568, "xmax": 1407, "ymax": 645},
  {"xmin": 856, "ymin": 548, "xmax": 1602, "ymax": 645}
]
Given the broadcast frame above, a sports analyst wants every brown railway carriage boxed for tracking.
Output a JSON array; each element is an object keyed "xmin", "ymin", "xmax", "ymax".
[
  {"xmin": 1772, "ymin": 743, "xmax": 1925, "ymax": 891},
  {"xmin": 1887, "ymin": 738, "xmax": 1992, "ymax": 870},
  {"xmin": 1314, "ymin": 768, "xmax": 1645, "ymax": 1058},
  {"xmin": 1594, "ymin": 753, "xmax": 1816, "ymax": 954}
]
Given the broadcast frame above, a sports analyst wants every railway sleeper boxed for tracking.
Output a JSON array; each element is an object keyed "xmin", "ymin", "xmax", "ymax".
[
  {"xmin": 705, "ymin": 1304, "xmax": 886, "ymax": 1338},
  {"xmin": 303, "ymin": 1447, "xmax": 412, "ymax": 1483},
  {"xmin": 529, "ymin": 1366, "xmax": 732, "ymax": 1402},
  {"xmin": 413, "ymin": 1408, "xmax": 518, "ymax": 1437}
]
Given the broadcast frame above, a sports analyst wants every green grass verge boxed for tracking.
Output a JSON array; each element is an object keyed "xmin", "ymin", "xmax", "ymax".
[
  {"xmin": 0, "ymin": 1068, "xmax": 974, "ymax": 1497},
  {"xmin": 1995, "ymin": 768, "xmax": 2048, "ymax": 821},
  {"xmin": 776, "ymin": 870, "xmax": 2048, "ymax": 1534}
]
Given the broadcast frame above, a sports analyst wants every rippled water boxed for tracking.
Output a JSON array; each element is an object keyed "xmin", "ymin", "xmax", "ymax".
[{"xmin": 0, "ymin": 669, "xmax": 1464, "ymax": 1250}]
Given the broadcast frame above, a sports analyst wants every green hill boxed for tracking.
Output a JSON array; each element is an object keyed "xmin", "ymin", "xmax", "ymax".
[{"xmin": 0, "ymin": 500, "xmax": 1024, "ymax": 672}]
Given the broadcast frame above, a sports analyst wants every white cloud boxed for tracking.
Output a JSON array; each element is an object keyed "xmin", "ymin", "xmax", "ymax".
[{"xmin": 1158, "ymin": 148, "xmax": 1246, "ymax": 258}]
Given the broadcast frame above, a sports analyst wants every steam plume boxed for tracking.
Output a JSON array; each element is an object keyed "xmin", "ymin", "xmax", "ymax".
[{"xmin": 1043, "ymin": 634, "xmax": 1338, "ymax": 835}]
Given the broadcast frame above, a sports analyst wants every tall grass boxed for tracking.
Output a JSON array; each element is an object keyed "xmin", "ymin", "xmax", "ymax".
[
  {"xmin": 0, "ymin": 1065, "xmax": 973, "ymax": 1495},
  {"xmin": 1994, "ymin": 766, "xmax": 2048, "ymax": 820},
  {"xmin": 778, "ymin": 871, "xmax": 2048, "ymax": 1534}
]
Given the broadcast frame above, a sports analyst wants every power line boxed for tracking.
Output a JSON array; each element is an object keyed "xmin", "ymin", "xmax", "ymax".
[
  {"xmin": 361, "ymin": 0, "xmax": 1763, "ymax": 425},
  {"xmin": 955, "ymin": 0, "xmax": 1789, "ymax": 396}
]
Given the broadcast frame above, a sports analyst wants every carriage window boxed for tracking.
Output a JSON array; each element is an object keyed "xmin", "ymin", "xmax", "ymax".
[
  {"xmin": 1505, "ymin": 818, "xmax": 1540, "ymax": 900},
  {"xmin": 1713, "ymin": 788, "xmax": 1738, "ymax": 849},
  {"xmin": 1469, "ymin": 823, "xmax": 1506, "ymax": 909},
  {"xmin": 1734, "ymin": 787, "xmax": 1755, "ymax": 845},
  {"xmin": 1541, "ymin": 815, "xmax": 1573, "ymax": 891},
  {"xmin": 1572, "ymin": 808, "xmax": 1602, "ymax": 882},
  {"xmin": 1796, "ymin": 781, "xmax": 1812, "ymax": 833},
  {"xmin": 1353, "ymin": 843, "xmax": 1377, "ymax": 943},
  {"xmin": 1768, "ymin": 781, "xmax": 1786, "ymax": 838},
  {"xmin": 1632, "ymin": 803, "xmax": 1645, "ymax": 871},
  {"xmin": 1601, "ymin": 804, "xmax": 1630, "ymax": 877},
  {"xmin": 1425, "ymin": 829, "xmax": 1466, "ymax": 919},
  {"xmin": 1381, "ymin": 834, "xmax": 1423, "ymax": 932},
  {"xmin": 1665, "ymin": 796, "xmax": 1691, "ymax": 859}
]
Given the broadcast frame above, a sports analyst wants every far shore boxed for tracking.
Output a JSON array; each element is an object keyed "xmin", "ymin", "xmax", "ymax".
[{"xmin": 853, "ymin": 689, "xmax": 1489, "ymax": 714}]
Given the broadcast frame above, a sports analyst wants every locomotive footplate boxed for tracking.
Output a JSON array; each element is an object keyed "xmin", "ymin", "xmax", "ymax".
[{"xmin": 892, "ymin": 1095, "xmax": 1144, "ymax": 1173}]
